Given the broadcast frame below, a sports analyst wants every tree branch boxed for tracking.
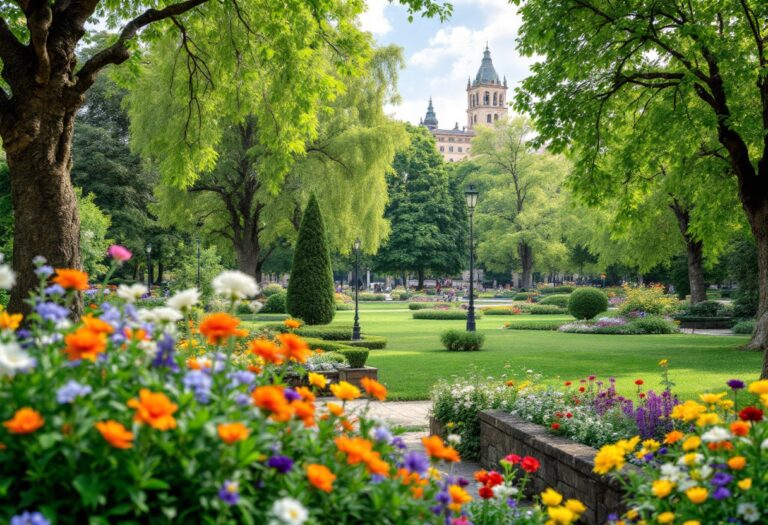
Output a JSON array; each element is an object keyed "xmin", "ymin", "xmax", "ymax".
[
  {"xmin": 75, "ymin": 0, "xmax": 209, "ymax": 92},
  {"xmin": 26, "ymin": 1, "xmax": 53, "ymax": 85}
]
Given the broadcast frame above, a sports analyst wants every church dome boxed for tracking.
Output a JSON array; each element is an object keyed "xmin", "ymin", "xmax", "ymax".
[{"xmin": 473, "ymin": 45, "xmax": 500, "ymax": 86}]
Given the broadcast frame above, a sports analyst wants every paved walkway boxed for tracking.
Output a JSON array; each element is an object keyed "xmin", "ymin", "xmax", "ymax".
[{"xmin": 680, "ymin": 328, "xmax": 737, "ymax": 336}]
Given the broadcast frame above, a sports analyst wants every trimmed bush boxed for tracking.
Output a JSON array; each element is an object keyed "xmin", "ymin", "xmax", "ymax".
[
  {"xmin": 286, "ymin": 194, "xmax": 335, "ymax": 325},
  {"xmin": 249, "ymin": 314, "xmax": 290, "ymax": 321},
  {"xmin": 504, "ymin": 320, "xmax": 564, "ymax": 330},
  {"xmin": 480, "ymin": 306, "xmax": 520, "ymax": 315},
  {"xmin": 530, "ymin": 305, "xmax": 567, "ymax": 315},
  {"xmin": 627, "ymin": 316, "xmax": 679, "ymax": 334},
  {"xmin": 538, "ymin": 294, "xmax": 570, "ymax": 308},
  {"xmin": 412, "ymin": 309, "xmax": 481, "ymax": 320},
  {"xmin": 302, "ymin": 338, "xmax": 356, "ymax": 353},
  {"xmin": 335, "ymin": 304, "xmax": 354, "ymax": 311},
  {"xmin": 568, "ymin": 288, "xmax": 608, "ymax": 320},
  {"xmin": 262, "ymin": 283, "xmax": 284, "ymax": 297},
  {"xmin": 512, "ymin": 292, "xmax": 537, "ymax": 301},
  {"xmin": 538, "ymin": 286, "xmax": 574, "ymax": 295},
  {"xmin": 618, "ymin": 285, "xmax": 680, "ymax": 316},
  {"xmin": 398, "ymin": 292, "xmax": 413, "ymax": 301},
  {"xmin": 339, "ymin": 349, "xmax": 369, "ymax": 368},
  {"xmin": 732, "ymin": 320, "xmax": 756, "ymax": 335},
  {"xmin": 260, "ymin": 291, "xmax": 287, "ymax": 314},
  {"xmin": 358, "ymin": 293, "xmax": 386, "ymax": 301},
  {"xmin": 297, "ymin": 326, "xmax": 354, "ymax": 340},
  {"xmin": 408, "ymin": 302, "xmax": 451, "ymax": 310},
  {"xmin": 685, "ymin": 300, "xmax": 721, "ymax": 317},
  {"xmin": 343, "ymin": 336, "xmax": 388, "ymax": 350},
  {"xmin": 440, "ymin": 329, "xmax": 485, "ymax": 351}
]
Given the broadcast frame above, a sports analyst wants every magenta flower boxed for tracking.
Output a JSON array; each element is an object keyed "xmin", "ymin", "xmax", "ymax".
[{"xmin": 107, "ymin": 245, "xmax": 132, "ymax": 263}]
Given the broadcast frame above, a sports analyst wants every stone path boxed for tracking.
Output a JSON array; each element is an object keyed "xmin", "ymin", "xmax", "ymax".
[{"xmin": 680, "ymin": 328, "xmax": 737, "ymax": 336}]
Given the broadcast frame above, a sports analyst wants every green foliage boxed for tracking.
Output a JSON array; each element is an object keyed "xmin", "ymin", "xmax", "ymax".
[
  {"xmin": 413, "ymin": 309, "xmax": 479, "ymax": 320},
  {"xmin": 512, "ymin": 292, "xmax": 537, "ymax": 301},
  {"xmin": 296, "ymin": 326, "xmax": 354, "ymax": 341},
  {"xmin": 338, "ymin": 349, "xmax": 369, "ymax": 368},
  {"xmin": 727, "ymin": 238, "xmax": 759, "ymax": 318},
  {"xmin": 538, "ymin": 294, "xmax": 570, "ymax": 308},
  {"xmin": 480, "ymin": 306, "xmax": 519, "ymax": 315},
  {"xmin": 398, "ymin": 292, "xmax": 413, "ymax": 301},
  {"xmin": 530, "ymin": 305, "xmax": 567, "ymax": 315},
  {"xmin": 262, "ymin": 284, "xmax": 284, "ymax": 298},
  {"xmin": 343, "ymin": 337, "xmax": 388, "ymax": 350},
  {"xmin": 539, "ymin": 286, "xmax": 574, "ymax": 295},
  {"xmin": 628, "ymin": 316, "xmax": 679, "ymax": 335},
  {"xmin": 169, "ymin": 242, "xmax": 223, "ymax": 302},
  {"xmin": 568, "ymin": 288, "xmax": 608, "ymax": 320},
  {"xmin": 358, "ymin": 293, "xmax": 386, "ymax": 301},
  {"xmin": 0, "ymin": 290, "xmax": 8, "ymax": 308},
  {"xmin": 286, "ymin": 195, "xmax": 335, "ymax": 325},
  {"xmin": 76, "ymin": 189, "xmax": 112, "ymax": 277},
  {"xmin": 684, "ymin": 301, "xmax": 723, "ymax": 318},
  {"xmin": 0, "ymin": 162, "xmax": 12, "ymax": 259},
  {"xmin": 302, "ymin": 338, "xmax": 355, "ymax": 353},
  {"xmin": 440, "ymin": 330, "xmax": 485, "ymax": 352},
  {"xmin": 408, "ymin": 302, "xmax": 451, "ymax": 310},
  {"xmin": 618, "ymin": 286, "xmax": 681, "ymax": 316},
  {"xmin": 732, "ymin": 320, "xmax": 756, "ymax": 335},
  {"xmin": 260, "ymin": 292, "xmax": 287, "ymax": 314}
]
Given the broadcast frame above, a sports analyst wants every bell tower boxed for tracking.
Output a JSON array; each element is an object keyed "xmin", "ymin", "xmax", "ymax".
[{"xmin": 466, "ymin": 45, "xmax": 508, "ymax": 130}]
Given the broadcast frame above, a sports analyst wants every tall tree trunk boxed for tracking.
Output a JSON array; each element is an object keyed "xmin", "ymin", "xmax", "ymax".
[
  {"xmin": 417, "ymin": 268, "xmax": 425, "ymax": 290},
  {"xmin": 156, "ymin": 260, "xmax": 164, "ymax": 285},
  {"xmin": 670, "ymin": 200, "xmax": 707, "ymax": 304},
  {"xmin": 6, "ymin": 112, "xmax": 81, "ymax": 315},
  {"xmin": 236, "ymin": 243, "xmax": 260, "ymax": 278},
  {"xmin": 744, "ymin": 200, "xmax": 768, "ymax": 377},
  {"xmin": 518, "ymin": 242, "xmax": 533, "ymax": 290}
]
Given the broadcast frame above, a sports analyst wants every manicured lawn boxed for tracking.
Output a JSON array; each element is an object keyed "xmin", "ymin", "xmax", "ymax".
[{"xmin": 254, "ymin": 303, "xmax": 760, "ymax": 400}]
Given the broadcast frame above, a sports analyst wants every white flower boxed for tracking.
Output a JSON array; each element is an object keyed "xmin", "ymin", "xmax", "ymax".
[
  {"xmin": 167, "ymin": 288, "xmax": 201, "ymax": 312},
  {"xmin": 213, "ymin": 270, "xmax": 259, "ymax": 300},
  {"xmin": 152, "ymin": 307, "xmax": 183, "ymax": 324},
  {"xmin": 270, "ymin": 497, "xmax": 308, "ymax": 525},
  {"xmin": 761, "ymin": 438, "xmax": 768, "ymax": 450},
  {"xmin": 738, "ymin": 503, "xmax": 761, "ymax": 523},
  {"xmin": 0, "ymin": 263, "xmax": 16, "ymax": 290},
  {"xmin": 117, "ymin": 283, "xmax": 147, "ymax": 303},
  {"xmin": 137, "ymin": 309, "xmax": 156, "ymax": 323},
  {"xmin": 492, "ymin": 484, "xmax": 518, "ymax": 499},
  {"xmin": 0, "ymin": 342, "xmax": 34, "ymax": 377},
  {"xmin": 701, "ymin": 426, "xmax": 732, "ymax": 443},
  {"xmin": 447, "ymin": 433, "xmax": 462, "ymax": 445}
]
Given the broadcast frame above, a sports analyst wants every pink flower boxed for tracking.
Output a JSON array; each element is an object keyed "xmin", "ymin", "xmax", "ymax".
[{"xmin": 108, "ymin": 245, "xmax": 132, "ymax": 263}]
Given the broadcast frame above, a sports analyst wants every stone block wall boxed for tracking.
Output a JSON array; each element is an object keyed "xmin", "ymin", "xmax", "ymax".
[{"xmin": 479, "ymin": 410, "xmax": 637, "ymax": 525}]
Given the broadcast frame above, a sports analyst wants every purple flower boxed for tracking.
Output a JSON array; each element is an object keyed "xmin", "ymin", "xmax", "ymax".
[
  {"xmin": 455, "ymin": 477, "xmax": 469, "ymax": 488},
  {"xmin": 183, "ymin": 370, "xmax": 212, "ymax": 404},
  {"xmin": 391, "ymin": 437, "xmax": 407, "ymax": 450},
  {"xmin": 712, "ymin": 487, "xmax": 731, "ymax": 500},
  {"xmin": 228, "ymin": 370, "xmax": 256, "ymax": 388},
  {"xmin": 267, "ymin": 455, "xmax": 294, "ymax": 474},
  {"xmin": 403, "ymin": 451, "xmax": 430, "ymax": 475},
  {"xmin": 283, "ymin": 388, "xmax": 301, "ymax": 402},
  {"xmin": 711, "ymin": 472, "xmax": 733, "ymax": 486},
  {"xmin": 727, "ymin": 379, "xmax": 745, "ymax": 390},
  {"xmin": 44, "ymin": 284, "xmax": 65, "ymax": 297},
  {"xmin": 10, "ymin": 511, "xmax": 50, "ymax": 525},
  {"xmin": 218, "ymin": 480, "xmax": 240, "ymax": 506},
  {"xmin": 234, "ymin": 393, "xmax": 250, "ymax": 406},
  {"xmin": 152, "ymin": 333, "xmax": 178, "ymax": 371},
  {"xmin": 372, "ymin": 426, "xmax": 393, "ymax": 443},
  {"xmin": 35, "ymin": 301, "xmax": 68, "ymax": 322},
  {"xmin": 34, "ymin": 265, "xmax": 54, "ymax": 278},
  {"xmin": 56, "ymin": 380, "xmax": 92, "ymax": 404}
]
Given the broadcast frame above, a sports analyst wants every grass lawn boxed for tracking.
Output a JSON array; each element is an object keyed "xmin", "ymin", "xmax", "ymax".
[{"xmin": 251, "ymin": 303, "xmax": 760, "ymax": 401}]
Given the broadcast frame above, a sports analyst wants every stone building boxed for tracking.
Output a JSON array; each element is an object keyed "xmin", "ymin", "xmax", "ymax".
[{"xmin": 420, "ymin": 45, "xmax": 508, "ymax": 162}]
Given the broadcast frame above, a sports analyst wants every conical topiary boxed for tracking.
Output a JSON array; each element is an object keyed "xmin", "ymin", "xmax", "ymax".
[{"xmin": 286, "ymin": 194, "xmax": 336, "ymax": 325}]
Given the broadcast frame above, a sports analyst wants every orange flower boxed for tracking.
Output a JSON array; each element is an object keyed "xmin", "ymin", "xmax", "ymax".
[
  {"xmin": 728, "ymin": 456, "xmax": 747, "ymax": 470},
  {"xmin": 63, "ymin": 327, "xmax": 107, "ymax": 361},
  {"xmin": 664, "ymin": 430, "xmax": 684, "ymax": 445},
  {"xmin": 448, "ymin": 484, "xmax": 472, "ymax": 511},
  {"xmin": 284, "ymin": 318, "xmax": 302, "ymax": 329},
  {"xmin": 277, "ymin": 333, "xmax": 311, "ymax": 363},
  {"xmin": 199, "ymin": 313, "xmax": 242, "ymax": 344},
  {"xmin": 53, "ymin": 268, "xmax": 89, "ymax": 291},
  {"xmin": 360, "ymin": 377, "xmax": 387, "ymax": 401},
  {"xmin": 326, "ymin": 402, "xmax": 344, "ymax": 417},
  {"xmin": 3, "ymin": 408, "xmax": 44, "ymax": 434},
  {"xmin": 0, "ymin": 311, "xmax": 22, "ymax": 331},
  {"xmin": 249, "ymin": 339, "xmax": 283, "ymax": 364},
  {"xmin": 95, "ymin": 420, "xmax": 134, "ymax": 449},
  {"xmin": 306, "ymin": 464, "xmax": 336, "ymax": 492},
  {"xmin": 186, "ymin": 356, "xmax": 212, "ymax": 370},
  {"xmin": 217, "ymin": 422, "xmax": 250, "ymax": 444},
  {"xmin": 330, "ymin": 381, "xmax": 361, "ymax": 401},
  {"xmin": 730, "ymin": 421, "xmax": 750, "ymax": 437},
  {"xmin": 295, "ymin": 386, "xmax": 316, "ymax": 403},
  {"xmin": 82, "ymin": 315, "xmax": 115, "ymax": 335},
  {"xmin": 335, "ymin": 435, "xmax": 389, "ymax": 475},
  {"xmin": 291, "ymin": 400, "xmax": 316, "ymax": 427},
  {"xmin": 127, "ymin": 389, "xmax": 178, "ymax": 430},
  {"xmin": 252, "ymin": 386, "xmax": 293, "ymax": 422},
  {"xmin": 422, "ymin": 435, "xmax": 460, "ymax": 462},
  {"xmin": 124, "ymin": 327, "xmax": 148, "ymax": 342}
]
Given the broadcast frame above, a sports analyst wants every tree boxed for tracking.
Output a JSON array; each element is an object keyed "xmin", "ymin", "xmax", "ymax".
[
  {"xmin": 470, "ymin": 116, "xmax": 569, "ymax": 289},
  {"xmin": 373, "ymin": 125, "xmax": 467, "ymax": 289},
  {"xmin": 76, "ymin": 189, "xmax": 112, "ymax": 277},
  {"xmin": 286, "ymin": 195, "xmax": 335, "ymax": 325},
  {"xmin": 0, "ymin": 0, "xmax": 449, "ymax": 314},
  {"xmin": 513, "ymin": 1, "xmax": 768, "ymax": 372}
]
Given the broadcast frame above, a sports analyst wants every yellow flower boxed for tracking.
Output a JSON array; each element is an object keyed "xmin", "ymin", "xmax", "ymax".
[
  {"xmin": 699, "ymin": 392, "xmax": 726, "ymax": 405},
  {"xmin": 308, "ymin": 372, "xmax": 328, "ymax": 389},
  {"xmin": 652, "ymin": 479, "xmax": 674, "ymax": 498},
  {"xmin": 738, "ymin": 478, "xmax": 752, "ymax": 490},
  {"xmin": 626, "ymin": 509, "xmax": 639, "ymax": 520},
  {"xmin": 760, "ymin": 394, "xmax": 768, "ymax": 408},
  {"xmin": 593, "ymin": 444, "xmax": 626, "ymax": 475},
  {"xmin": 540, "ymin": 488, "xmax": 563, "ymax": 506},
  {"xmin": 685, "ymin": 486, "xmax": 708, "ymax": 504},
  {"xmin": 683, "ymin": 453, "xmax": 700, "ymax": 466},
  {"xmin": 683, "ymin": 521, "xmax": 701, "ymax": 525},
  {"xmin": 641, "ymin": 439, "xmax": 660, "ymax": 452},
  {"xmin": 696, "ymin": 412, "xmax": 721, "ymax": 427},
  {"xmin": 682, "ymin": 436, "xmax": 701, "ymax": 451},
  {"xmin": 671, "ymin": 400, "xmax": 707, "ymax": 422},
  {"xmin": 329, "ymin": 381, "xmax": 361, "ymax": 401},
  {"xmin": 0, "ymin": 311, "xmax": 22, "ymax": 331},
  {"xmin": 547, "ymin": 506, "xmax": 576, "ymax": 525},
  {"xmin": 658, "ymin": 359, "xmax": 668, "ymax": 366},
  {"xmin": 564, "ymin": 499, "xmax": 586, "ymax": 514},
  {"xmin": 616, "ymin": 436, "xmax": 640, "ymax": 452},
  {"xmin": 658, "ymin": 512, "xmax": 675, "ymax": 524},
  {"xmin": 748, "ymin": 380, "xmax": 768, "ymax": 395}
]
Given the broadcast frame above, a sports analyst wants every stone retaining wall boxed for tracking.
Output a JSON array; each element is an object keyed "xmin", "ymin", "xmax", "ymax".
[{"xmin": 480, "ymin": 410, "xmax": 637, "ymax": 525}]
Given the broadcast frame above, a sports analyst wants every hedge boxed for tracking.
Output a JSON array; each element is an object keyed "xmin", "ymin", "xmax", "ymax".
[
  {"xmin": 343, "ymin": 336, "xmax": 388, "ymax": 350},
  {"xmin": 539, "ymin": 286, "xmax": 575, "ymax": 295},
  {"xmin": 732, "ymin": 320, "xmax": 756, "ymax": 335},
  {"xmin": 568, "ymin": 288, "xmax": 608, "ymax": 319},
  {"xmin": 262, "ymin": 283, "xmax": 285, "ymax": 298},
  {"xmin": 302, "ymin": 337, "xmax": 356, "ymax": 353},
  {"xmin": 530, "ymin": 305, "xmax": 568, "ymax": 315},
  {"xmin": 339, "ymin": 349, "xmax": 369, "ymax": 368},
  {"xmin": 297, "ymin": 326, "xmax": 354, "ymax": 340},
  {"xmin": 440, "ymin": 329, "xmax": 485, "ymax": 351},
  {"xmin": 512, "ymin": 292, "xmax": 538, "ymax": 301},
  {"xmin": 538, "ymin": 294, "xmax": 570, "ymax": 308},
  {"xmin": 480, "ymin": 306, "xmax": 518, "ymax": 315},
  {"xmin": 260, "ymin": 291, "xmax": 287, "ymax": 314},
  {"xmin": 358, "ymin": 293, "xmax": 387, "ymax": 301},
  {"xmin": 408, "ymin": 302, "xmax": 451, "ymax": 310},
  {"xmin": 412, "ymin": 309, "xmax": 481, "ymax": 320},
  {"xmin": 504, "ymin": 320, "xmax": 565, "ymax": 331},
  {"xmin": 335, "ymin": 304, "xmax": 354, "ymax": 311}
]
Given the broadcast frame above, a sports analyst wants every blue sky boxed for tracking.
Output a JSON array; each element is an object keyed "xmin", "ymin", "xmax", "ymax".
[{"xmin": 359, "ymin": 0, "xmax": 533, "ymax": 129}]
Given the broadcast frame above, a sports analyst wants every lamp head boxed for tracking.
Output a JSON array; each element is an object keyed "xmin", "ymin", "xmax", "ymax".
[
  {"xmin": 354, "ymin": 238, "xmax": 362, "ymax": 252},
  {"xmin": 464, "ymin": 185, "xmax": 479, "ymax": 210}
]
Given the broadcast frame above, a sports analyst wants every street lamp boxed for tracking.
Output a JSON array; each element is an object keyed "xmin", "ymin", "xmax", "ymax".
[
  {"xmin": 464, "ymin": 185, "xmax": 479, "ymax": 332},
  {"xmin": 146, "ymin": 244, "xmax": 152, "ymax": 294},
  {"xmin": 352, "ymin": 237, "xmax": 362, "ymax": 341},
  {"xmin": 196, "ymin": 220, "xmax": 204, "ymax": 290}
]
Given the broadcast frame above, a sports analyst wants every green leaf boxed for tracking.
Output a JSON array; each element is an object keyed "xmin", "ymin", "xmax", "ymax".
[{"xmin": 73, "ymin": 474, "xmax": 105, "ymax": 508}]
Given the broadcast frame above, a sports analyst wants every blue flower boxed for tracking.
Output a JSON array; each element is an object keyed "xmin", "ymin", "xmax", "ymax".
[
  {"xmin": 43, "ymin": 284, "xmax": 66, "ymax": 297},
  {"xmin": 34, "ymin": 265, "xmax": 54, "ymax": 278},
  {"xmin": 56, "ymin": 380, "xmax": 92, "ymax": 404},
  {"xmin": 403, "ymin": 451, "xmax": 429, "ymax": 475},
  {"xmin": 35, "ymin": 302, "xmax": 68, "ymax": 322},
  {"xmin": 228, "ymin": 370, "xmax": 255, "ymax": 388},
  {"xmin": 152, "ymin": 333, "xmax": 178, "ymax": 371},
  {"xmin": 183, "ymin": 370, "xmax": 212, "ymax": 404},
  {"xmin": 372, "ymin": 426, "xmax": 393, "ymax": 443},
  {"xmin": 727, "ymin": 379, "xmax": 746, "ymax": 390},
  {"xmin": 233, "ymin": 393, "xmax": 250, "ymax": 406},
  {"xmin": 267, "ymin": 455, "xmax": 294, "ymax": 473},
  {"xmin": 711, "ymin": 472, "xmax": 733, "ymax": 486},
  {"xmin": 218, "ymin": 480, "xmax": 240, "ymax": 506},
  {"xmin": 712, "ymin": 486, "xmax": 731, "ymax": 500},
  {"xmin": 10, "ymin": 511, "xmax": 50, "ymax": 525}
]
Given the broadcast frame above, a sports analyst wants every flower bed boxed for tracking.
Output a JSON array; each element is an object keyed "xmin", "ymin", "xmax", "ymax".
[{"xmin": 558, "ymin": 315, "xmax": 678, "ymax": 335}]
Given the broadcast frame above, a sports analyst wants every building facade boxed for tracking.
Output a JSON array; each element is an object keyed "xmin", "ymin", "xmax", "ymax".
[{"xmin": 420, "ymin": 46, "xmax": 508, "ymax": 162}]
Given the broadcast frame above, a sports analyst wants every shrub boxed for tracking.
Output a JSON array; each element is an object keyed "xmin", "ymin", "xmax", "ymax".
[
  {"xmin": 504, "ymin": 320, "xmax": 565, "ymax": 330},
  {"xmin": 334, "ymin": 292, "xmax": 353, "ymax": 305},
  {"xmin": 627, "ymin": 316, "xmax": 679, "ymax": 334},
  {"xmin": 530, "ymin": 305, "xmax": 567, "ymax": 315},
  {"xmin": 343, "ymin": 336, "xmax": 388, "ymax": 350},
  {"xmin": 134, "ymin": 296, "xmax": 166, "ymax": 309},
  {"xmin": 409, "ymin": 302, "xmax": 451, "ymax": 310},
  {"xmin": 358, "ymin": 293, "xmax": 386, "ymax": 301},
  {"xmin": 302, "ymin": 337, "xmax": 356, "ymax": 353},
  {"xmin": 398, "ymin": 292, "xmax": 413, "ymax": 301},
  {"xmin": 568, "ymin": 288, "xmax": 608, "ymax": 319},
  {"xmin": 339, "ymin": 349, "xmax": 369, "ymax": 368},
  {"xmin": 732, "ymin": 320, "xmax": 756, "ymax": 335},
  {"xmin": 260, "ymin": 291, "xmax": 287, "ymax": 313},
  {"xmin": 480, "ymin": 306, "xmax": 521, "ymax": 315},
  {"xmin": 440, "ymin": 329, "xmax": 485, "ymax": 351},
  {"xmin": 512, "ymin": 292, "xmax": 537, "ymax": 301},
  {"xmin": 492, "ymin": 290, "xmax": 518, "ymax": 298},
  {"xmin": 538, "ymin": 286, "xmax": 574, "ymax": 295},
  {"xmin": 685, "ymin": 300, "xmax": 721, "ymax": 317},
  {"xmin": 335, "ymin": 303, "xmax": 354, "ymax": 311},
  {"xmin": 297, "ymin": 326, "xmax": 354, "ymax": 340},
  {"xmin": 262, "ymin": 283, "xmax": 284, "ymax": 297},
  {"xmin": 538, "ymin": 294, "xmax": 570, "ymax": 308},
  {"xmin": 286, "ymin": 194, "xmax": 335, "ymax": 325},
  {"xmin": 413, "ymin": 309, "xmax": 481, "ymax": 320},
  {"xmin": 617, "ymin": 284, "xmax": 680, "ymax": 316}
]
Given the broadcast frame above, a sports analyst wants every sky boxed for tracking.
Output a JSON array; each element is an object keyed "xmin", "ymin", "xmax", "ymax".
[{"xmin": 358, "ymin": 0, "xmax": 534, "ymax": 130}]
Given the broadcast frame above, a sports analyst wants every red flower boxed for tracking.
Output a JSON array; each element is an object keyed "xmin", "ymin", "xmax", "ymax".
[
  {"xmin": 502, "ymin": 454, "xmax": 521, "ymax": 465},
  {"xmin": 634, "ymin": 379, "xmax": 644, "ymax": 386},
  {"xmin": 564, "ymin": 381, "xmax": 572, "ymax": 387},
  {"xmin": 578, "ymin": 387, "xmax": 586, "ymax": 393},
  {"xmin": 478, "ymin": 485, "xmax": 494, "ymax": 499},
  {"xmin": 588, "ymin": 375, "xmax": 596, "ymax": 381},
  {"xmin": 551, "ymin": 423, "xmax": 561, "ymax": 430},
  {"xmin": 639, "ymin": 393, "xmax": 646, "ymax": 399},
  {"xmin": 739, "ymin": 406, "xmax": 764, "ymax": 422},
  {"xmin": 520, "ymin": 456, "xmax": 540, "ymax": 473},
  {"xmin": 565, "ymin": 413, "xmax": 573, "ymax": 419},
  {"xmin": 486, "ymin": 471, "xmax": 504, "ymax": 487}
]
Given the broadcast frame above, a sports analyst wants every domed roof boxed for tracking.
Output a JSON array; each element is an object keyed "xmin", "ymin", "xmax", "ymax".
[{"xmin": 473, "ymin": 45, "xmax": 500, "ymax": 86}]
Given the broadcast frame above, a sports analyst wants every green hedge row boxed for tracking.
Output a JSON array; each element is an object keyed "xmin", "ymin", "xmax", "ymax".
[
  {"xmin": 412, "ymin": 309, "xmax": 481, "ymax": 320},
  {"xmin": 538, "ymin": 294, "xmax": 570, "ymax": 308},
  {"xmin": 504, "ymin": 320, "xmax": 565, "ymax": 331},
  {"xmin": 539, "ymin": 286, "xmax": 575, "ymax": 295},
  {"xmin": 530, "ymin": 305, "xmax": 568, "ymax": 315},
  {"xmin": 408, "ymin": 302, "xmax": 452, "ymax": 310}
]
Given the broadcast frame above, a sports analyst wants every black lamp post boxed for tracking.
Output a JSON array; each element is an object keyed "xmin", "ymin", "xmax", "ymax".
[
  {"xmin": 146, "ymin": 244, "xmax": 152, "ymax": 294},
  {"xmin": 352, "ymin": 237, "xmax": 362, "ymax": 340},
  {"xmin": 465, "ymin": 185, "xmax": 479, "ymax": 332}
]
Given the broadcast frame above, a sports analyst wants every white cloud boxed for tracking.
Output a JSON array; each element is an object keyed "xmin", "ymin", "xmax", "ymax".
[{"xmin": 359, "ymin": 0, "xmax": 393, "ymax": 36}]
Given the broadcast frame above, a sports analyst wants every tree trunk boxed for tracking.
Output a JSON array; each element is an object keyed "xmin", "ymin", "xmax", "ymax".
[
  {"xmin": 156, "ymin": 260, "xmax": 164, "ymax": 285},
  {"xmin": 518, "ymin": 242, "xmax": 533, "ymax": 290},
  {"xmin": 417, "ymin": 268, "xmax": 425, "ymax": 290},
  {"xmin": 6, "ymin": 112, "xmax": 81, "ymax": 315},
  {"xmin": 670, "ymin": 200, "xmax": 707, "ymax": 304},
  {"xmin": 744, "ymin": 200, "xmax": 768, "ymax": 378},
  {"xmin": 236, "ymin": 243, "xmax": 260, "ymax": 278}
]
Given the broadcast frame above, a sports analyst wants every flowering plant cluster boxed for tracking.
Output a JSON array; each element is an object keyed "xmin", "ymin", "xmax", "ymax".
[
  {"xmin": 596, "ymin": 379, "xmax": 768, "ymax": 525},
  {"xmin": 617, "ymin": 284, "xmax": 680, "ymax": 316},
  {"xmin": 557, "ymin": 315, "xmax": 678, "ymax": 335}
]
